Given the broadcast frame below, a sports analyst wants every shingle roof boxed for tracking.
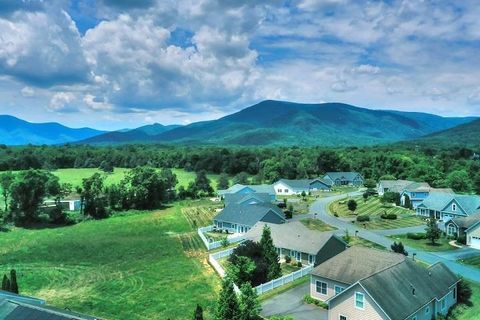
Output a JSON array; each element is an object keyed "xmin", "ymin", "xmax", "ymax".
[
  {"xmin": 403, "ymin": 182, "xmax": 432, "ymax": 192},
  {"xmin": 218, "ymin": 184, "xmax": 275, "ymax": 196},
  {"xmin": 311, "ymin": 247, "xmax": 405, "ymax": 284},
  {"xmin": 0, "ymin": 299, "xmax": 101, "ymax": 320},
  {"xmin": 223, "ymin": 193, "xmax": 272, "ymax": 206},
  {"xmin": 244, "ymin": 222, "xmax": 344, "ymax": 255},
  {"xmin": 448, "ymin": 214, "xmax": 480, "ymax": 230},
  {"xmin": 213, "ymin": 202, "xmax": 285, "ymax": 226},
  {"xmin": 418, "ymin": 192, "xmax": 480, "ymax": 215},
  {"xmin": 358, "ymin": 260, "xmax": 459, "ymax": 320},
  {"xmin": 276, "ymin": 178, "xmax": 331, "ymax": 190},
  {"xmin": 324, "ymin": 172, "xmax": 362, "ymax": 181},
  {"xmin": 379, "ymin": 180, "xmax": 416, "ymax": 193}
]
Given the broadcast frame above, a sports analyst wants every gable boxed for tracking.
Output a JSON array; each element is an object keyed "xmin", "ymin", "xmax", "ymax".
[
  {"xmin": 260, "ymin": 210, "xmax": 285, "ymax": 224},
  {"xmin": 237, "ymin": 186, "xmax": 255, "ymax": 194},
  {"xmin": 441, "ymin": 199, "xmax": 467, "ymax": 215}
]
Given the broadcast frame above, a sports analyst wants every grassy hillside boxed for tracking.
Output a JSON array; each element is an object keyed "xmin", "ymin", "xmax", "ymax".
[
  {"xmin": 0, "ymin": 202, "xmax": 220, "ymax": 319},
  {"xmin": 410, "ymin": 118, "xmax": 480, "ymax": 148}
]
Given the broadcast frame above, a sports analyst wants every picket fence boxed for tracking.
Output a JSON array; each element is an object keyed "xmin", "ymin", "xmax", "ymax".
[{"xmin": 198, "ymin": 225, "xmax": 245, "ymax": 250}]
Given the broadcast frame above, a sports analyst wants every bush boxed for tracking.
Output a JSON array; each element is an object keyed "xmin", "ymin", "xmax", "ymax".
[
  {"xmin": 284, "ymin": 210, "xmax": 293, "ymax": 219},
  {"xmin": 457, "ymin": 234, "xmax": 466, "ymax": 245},
  {"xmin": 457, "ymin": 278, "xmax": 473, "ymax": 306},
  {"xmin": 380, "ymin": 213, "xmax": 397, "ymax": 220},
  {"xmin": 303, "ymin": 295, "xmax": 328, "ymax": 309},
  {"xmin": 296, "ymin": 261, "xmax": 302, "ymax": 268},
  {"xmin": 356, "ymin": 215, "xmax": 370, "ymax": 222},
  {"xmin": 334, "ymin": 212, "xmax": 339, "ymax": 217},
  {"xmin": 407, "ymin": 232, "xmax": 426, "ymax": 240},
  {"xmin": 285, "ymin": 255, "xmax": 291, "ymax": 263}
]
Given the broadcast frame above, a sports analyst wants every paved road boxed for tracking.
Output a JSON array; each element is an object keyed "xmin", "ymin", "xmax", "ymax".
[
  {"xmin": 309, "ymin": 195, "xmax": 480, "ymax": 282},
  {"xmin": 261, "ymin": 283, "xmax": 327, "ymax": 320}
]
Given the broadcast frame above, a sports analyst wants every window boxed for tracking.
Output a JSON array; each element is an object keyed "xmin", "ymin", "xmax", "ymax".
[
  {"xmin": 339, "ymin": 316, "xmax": 347, "ymax": 320},
  {"xmin": 277, "ymin": 189, "xmax": 282, "ymax": 193},
  {"xmin": 284, "ymin": 189, "xmax": 289, "ymax": 193},
  {"xmin": 441, "ymin": 298, "xmax": 446, "ymax": 310},
  {"xmin": 316, "ymin": 281, "xmax": 327, "ymax": 295},
  {"xmin": 452, "ymin": 203, "xmax": 457, "ymax": 211},
  {"xmin": 334, "ymin": 286, "xmax": 345, "ymax": 295},
  {"xmin": 425, "ymin": 306, "xmax": 430, "ymax": 315},
  {"xmin": 308, "ymin": 255, "xmax": 315, "ymax": 265},
  {"xmin": 355, "ymin": 292, "xmax": 364, "ymax": 309}
]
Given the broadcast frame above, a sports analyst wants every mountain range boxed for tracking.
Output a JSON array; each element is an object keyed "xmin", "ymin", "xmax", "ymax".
[
  {"xmin": 411, "ymin": 118, "xmax": 480, "ymax": 148},
  {"xmin": 1, "ymin": 101, "xmax": 478, "ymax": 147}
]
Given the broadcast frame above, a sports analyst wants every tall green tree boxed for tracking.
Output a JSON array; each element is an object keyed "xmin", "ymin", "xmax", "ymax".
[
  {"xmin": 10, "ymin": 269, "xmax": 18, "ymax": 294},
  {"xmin": 347, "ymin": 199, "xmax": 357, "ymax": 213},
  {"xmin": 227, "ymin": 256, "xmax": 256, "ymax": 287},
  {"xmin": 1, "ymin": 274, "xmax": 10, "ymax": 291},
  {"xmin": 425, "ymin": 217, "xmax": 441, "ymax": 245},
  {"xmin": 233, "ymin": 172, "xmax": 250, "ymax": 185},
  {"xmin": 189, "ymin": 170, "xmax": 214, "ymax": 197},
  {"xmin": 0, "ymin": 171, "xmax": 14, "ymax": 212},
  {"xmin": 217, "ymin": 173, "xmax": 230, "ymax": 190},
  {"xmin": 446, "ymin": 170, "xmax": 472, "ymax": 193},
  {"xmin": 238, "ymin": 282, "xmax": 261, "ymax": 320},
  {"xmin": 260, "ymin": 225, "xmax": 282, "ymax": 281},
  {"xmin": 82, "ymin": 173, "xmax": 108, "ymax": 219},
  {"xmin": 215, "ymin": 278, "xmax": 240, "ymax": 320},
  {"xmin": 123, "ymin": 166, "xmax": 167, "ymax": 209},
  {"xmin": 193, "ymin": 304, "xmax": 204, "ymax": 320}
]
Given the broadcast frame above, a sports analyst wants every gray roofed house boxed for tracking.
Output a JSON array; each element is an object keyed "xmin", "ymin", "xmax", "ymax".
[
  {"xmin": 416, "ymin": 192, "xmax": 480, "ymax": 220},
  {"xmin": 0, "ymin": 298, "xmax": 101, "ymax": 320},
  {"xmin": 223, "ymin": 193, "xmax": 272, "ymax": 207},
  {"xmin": 377, "ymin": 180, "xmax": 416, "ymax": 195},
  {"xmin": 327, "ymin": 260, "xmax": 459, "ymax": 320},
  {"xmin": 273, "ymin": 178, "xmax": 331, "ymax": 195},
  {"xmin": 217, "ymin": 184, "xmax": 276, "ymax": 200},
  {"xmin": 213, "ymin": 202, "xmax": 285, "ymax": 234},
  {"xmin": 445, "ymin": 214, "xmax": 480, "ymax": 249},
  {"xmin": 323, "ymin": 172, "xmax": 364, "ymax": 187},
  {"xmin": 244, "ymin": 221, "xmax": 347, "ymax": 266}
]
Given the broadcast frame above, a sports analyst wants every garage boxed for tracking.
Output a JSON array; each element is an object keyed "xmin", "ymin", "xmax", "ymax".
[{"xmin": 470, "ymin": 236, "xmax": 480, "ymax": 250}]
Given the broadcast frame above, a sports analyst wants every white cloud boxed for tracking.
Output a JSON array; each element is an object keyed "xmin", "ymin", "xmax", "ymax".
[
  {"xmin": 48, "ymin": 92, "xmax": 76, "ymax": 112},
  {"xmin": 20, "ymin": 86, "xmax": 35, "ymax": 97}
]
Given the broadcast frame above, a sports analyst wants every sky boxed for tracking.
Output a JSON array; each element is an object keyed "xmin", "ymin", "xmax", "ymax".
[{"xmin": 0, "ymin": 0, "xmax": 479, "ymax": 130}]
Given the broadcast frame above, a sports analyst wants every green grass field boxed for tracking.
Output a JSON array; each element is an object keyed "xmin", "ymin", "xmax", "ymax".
[
  {"xmin": 388, "ymin": 234, "xmax": 457, "ymax": 252},
  {"xmin": 346, "ymin": 236, "xmax": 386, "ymax": 251},
  {"xmin": 457, "ymin": 255, "xmax": 480, "ymax": 267},
  {"xmin": 330, "ymin": 196, "xmax": 425, "ymax": 230},
  {"xmin": 0, "ymin": 202, "xmax": 220, "ymax": 320},
  {"xmin": 300, "ymin": 218, "xmax": 336, "ymax": 232}
]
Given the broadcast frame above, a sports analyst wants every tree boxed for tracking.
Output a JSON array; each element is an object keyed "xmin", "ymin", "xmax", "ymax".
[
  {"xmin": 123, "ymin": 166, "xmax": 167, "ymax": 209},
  {"xmin": 347, "ymin": 199, "xmax": 357, "ymax": 213},
  {"xmin": 189, "ymin": 170, "xmax": 214, "ymax": 197},
  {"xmin": 364, "ymin": 179, "xmax": 376, "ymax": 189},
  {"xmin": 425, "ymin": 217, "xmax": 441, "ymax": 245},
  {"xmin": 260, "ymin": 225, "xmax": 282, "ymax": 281},
  {"xmin": 193, "ymin": 304, "xmax": 204, "ymax": 320},
  {"xmin": 99, "ymin": 160, "xmax": 114, "ymax": 173},
  {"xmin": 215, "ymin": 278, "xmax": 240, "ymax": 320},
  {"xmin": 457, "ymin": 278, "xmax": 472, "ymax": 306},
  {"xmin": 403, "ymin": 194, "xmax": 413, "ymax": 210},
  {"xmin": 227, "ymin": 256, "xmax": 256, "ymax": 287},
  {"xmin": 0, "ymin": 171, "xmax": 14, "ymax": 212},
  {"xmin": 446, "ymin": 170, "xmax": 472, "ymax": 193},
  {"xmin": 217, "ymin": 173, "xmax": 230, "ymax": 190},
  {"xmin": 1, "ymin": 274, "xmax": 10, "ymax": 291},
  {"xmin": 10, "ymin": 269, "xmax": 18, "ymax": 294},
  {"xmin": 390, "ymin": 241, "xmax": 408, "ymax": 256},
  {"xmin": 82, "ymin": 173, "xmax": 108, "ymax": 219},
  {"xmin": 160, "ymin": 168, "xmax": 178, "ymax": 200},
  {"xmin": 473, "ymin": 173, "xmax": 480, "ymax": 194},
  {"xmin": 362, "ymin": 192, "xmax": 369, "ymax": 201},
  {"xmin": 233, "ymin": 172, "xmax": 249, "ymax": 185},
  {"xmin": 381, "ymin": 192, "xmax": 400, "ymax": 206},
  {"xmin": 238, "ymin": 282, "xmax": 261, "ymax": 320}
]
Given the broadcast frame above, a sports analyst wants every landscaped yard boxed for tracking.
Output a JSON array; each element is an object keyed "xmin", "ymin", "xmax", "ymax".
[
  {"xmin": 458, "ymin": 255, "xmax": 480, "ymax": 267},
  {"xmin": 388, "ymin": 234, "xmax": 457, "ymax": 252},
  {"xmin": 281, "ymin": 262, "xmax": 302, "ymax": 275},
  {"xmin": 300, "ymin": 218, "xmax": 336, "ymax": 232},
  {"xmin": 329, "ymin": 196, "xmax": 426, "ymax": 230},
  {"xmin": 0, "ymin": 201, "xmax": 220, "ymax": 320},
  {"xmin": 453, "ymin": 280, "xmax": 480, "ymax": 320},
  {"xmin": 345, "ymin": 236, "xmax": 386, "ymax": 251}
]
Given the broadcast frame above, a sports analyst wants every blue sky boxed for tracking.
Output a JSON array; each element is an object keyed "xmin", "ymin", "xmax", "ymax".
[{"xmin": 0, "ymin": 0, "xmax": 479, "ymax": 130}]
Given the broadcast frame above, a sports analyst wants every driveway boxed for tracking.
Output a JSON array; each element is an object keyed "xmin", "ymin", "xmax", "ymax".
[
  {"xmin": 261, "ymin": 283, "xmax": 327, "ymax": 320},
  {"xmin": 309, "ymin": 194, "xmax": 480, "ymax": 283}
]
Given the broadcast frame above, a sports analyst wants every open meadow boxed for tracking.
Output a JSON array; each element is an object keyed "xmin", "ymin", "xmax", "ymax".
[{"xmin": 0, "ymin": 200, "xmax": 222, "ymax": 319}]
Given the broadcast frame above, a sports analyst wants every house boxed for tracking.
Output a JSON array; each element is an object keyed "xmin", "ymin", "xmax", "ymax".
[
  {"xmin": 323, "ymin": 172, "xmax": 364, "ymax": 187},
  {"xmin": 244, "ymin": 221, "xmax": 347, "ymax": 266},
  {"xmin": 310, "ymin": 247, "xmax": 459, "ymax": 320},
  {"xmin": 273, "ymin": 178, "xmax": 331, "ymax": 195},
  {"xmin": 223, "ymin": 193, "xmax": 273, "ymax": 207},
  {"xmin": 416, "ymin": 192, "xmax": 480, "ymax": 221},
  {"xmin": 217, "ymin": 184, "xmax": 276, "ymax": 201},
  {"xmin": 0, "ymin": 290, "xmax": 100, "ymax": 320},
  {"xmin": 377, "ymin": 180, "xmax": 416, "ymax": 196},
  {"xmin": 213, "ymin": 202, "xmax": 285, "ymax": 234},
  {"xmin": 400, "ymin": 184, "xmax": 453, "ymax": 209},
  {"xmin": 43, "ymin": 196, "xmax": 82, "ymax": 211},
  {"xmin": 445, "ymin": 215, "xmax": 480, "ymax": 249}
]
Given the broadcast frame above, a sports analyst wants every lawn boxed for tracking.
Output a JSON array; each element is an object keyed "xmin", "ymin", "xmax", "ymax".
[
  {"xmin": 388, "ymin": 234, "xmax": 457, "ymax": 252},
  {"xmin": 281, "ymin": 262, "xmax": 302, "ymax": 275},
  {"xmin": 346, "ymin": 236, "xmax": 386, "ymax": 251},
  {"xmin": 0, "ymin": 201, "xmax": 220, "ymax": 320},
  {"xmin": 457, "ymin": 255, "xmax": 480, "ymax": 267},
  {"xmin": 300, "ymin": 218, "xmax": 336, "ymax": 232},
  {"xmin": 453, "ymin": 281, "xmax": 480, "ymax": 320},
  {"xmin": 329, "ymin": 196, "xmax": 425, "ymax": 230}
]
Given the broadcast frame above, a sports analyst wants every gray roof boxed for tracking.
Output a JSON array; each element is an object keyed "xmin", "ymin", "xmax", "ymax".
[
  {"xmin": 324, "ymin": 172, "xmax": 363, "ymax": 181},
  {"xmin": 403, "ymin": 182, "xmax": 431, "ymax": 192},
  {"xmin": 223, "ymin": 193, "xmax": 272, "ymax": 206},
  {"xmin": 0, "ymin": 299, "xmax": 101, "ymax": 320},
  {"xmin": 214, "ymin": 202, "xmax": 285, "ymax": 226},
  {"xmin": 418, "ymin": 192, "xmax": 480, "ymax": 215},
  {"xmin": 218, "ymin": 184, "xmax": 275, "ymax": 196},
  {"xmin": 311, "ymin": 247, "xmax": 405, "ymax": 284},
  {"xmin": 379, "ymin": 180, "xmax": 416, "ymax": 193},
  {"xmin": 448, "ymin": 214, "xmax": 480, "ymax": 230},
  {"xmin": 275, "ymin": 178, "xmax": 331, "ymax": 190},
  {"xmin": 244, "ymin": 222, "xmax": 343, "ymax": 255},
  {"xmin": 358, "ymin": 260, "xmax": 459, "ymax": 320}
]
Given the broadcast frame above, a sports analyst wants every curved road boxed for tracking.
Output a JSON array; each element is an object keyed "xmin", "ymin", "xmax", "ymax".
[{"xmin": 309, "ymin": 193, "xmax": 480, "ymax": 282}]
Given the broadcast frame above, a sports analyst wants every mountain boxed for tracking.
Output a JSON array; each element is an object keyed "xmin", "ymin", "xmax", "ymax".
[
  {"xmin": 80, "ymin": 123, "xmax": 182, "ymax": 145},
  {"xmin": 147, "ymin": 100, "xmax": 476, "ymax": 146},
  {"xmin": 411, "ymin": 119, "xmax": 480, "ymax": 148},
  {"xmin": 0, "ymin": 115, "xmax": 106, "ymax": 145}
]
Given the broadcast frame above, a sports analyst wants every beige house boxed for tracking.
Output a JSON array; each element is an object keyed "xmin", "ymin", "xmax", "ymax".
[
  {"xmin": 310, "ymin": 247, "xmax": 459, "ymax": 320},
  {"xmin": 244, "ymin": 221, "xmax": 347, "ymax": 266},
  {"xmin": 445, "ymin": 215, "xmax": 480, "ymax": 249}
]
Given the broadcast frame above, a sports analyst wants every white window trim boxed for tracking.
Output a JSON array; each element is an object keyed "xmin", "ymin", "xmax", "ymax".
[
  {"xmin": 441, "ymin": 298, "xmax": 446, "ymax": 310},
  {"xmin": 452, "ymin": 203, "xmax": 457, "ymax": 211},
  {"xmin": 316, "ymin": 281, "xmax": 328, "ymax": 295},
  {"xmin": 334, "ymin": 285, "xmax": 345, "ymax": 295},
  {"xmin": 355, "ymin": 292, "xmax": 365, "ymax": 310}
]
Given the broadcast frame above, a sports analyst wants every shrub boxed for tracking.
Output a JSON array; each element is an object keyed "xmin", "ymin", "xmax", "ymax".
[
  {"xmin": 284, "ymin": 210, "xmax": 293, "ymax": 219},
  {"xmin": 457, "ymin": 278, "xmax": 473, "ymax": 306},
  {"xmin": 303, "ymin": 295, "xmax": 328, "ymax": 309},
  {"xmin": 296, "ymin": 261, "xmax": 302, "ymax": 268},
  {"xmin": 356, "ymin": 215, "xmax": 370, "ymax": 222},
  {"xmin": 285, "ymin": 255, "xmax": 291, "ymax": 263},
  {"xmin": 380, "ymin": 213, "xmax": 397, "ymax": 220},
  {"xmin": 457, "ymin": 234, "xmax": 466, "ymax": 245},
  {"xmin": 334, "ymin": 212, "xmax": 339, "ymax": 217},
  {"xmin": 407, "ymin": 232, "xmax": 426, "ymax": 240}
]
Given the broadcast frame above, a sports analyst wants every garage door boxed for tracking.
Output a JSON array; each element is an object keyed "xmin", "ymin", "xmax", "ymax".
[{"xmin": 470, "ymin": 236, "xmax": 480, "ymax": 250}]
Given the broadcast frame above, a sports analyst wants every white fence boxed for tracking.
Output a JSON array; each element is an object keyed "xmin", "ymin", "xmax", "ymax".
[
  {"xmin": 198, "ymin": 225, "xmax": 245, "ymax": 250},
  {"xmin": 208, "ymin": 247, "xmax": 312, "ymax": 295}
]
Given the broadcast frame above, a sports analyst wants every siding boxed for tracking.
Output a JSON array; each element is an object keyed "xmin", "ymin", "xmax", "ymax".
[
  {"xmin": 328, "ymin": 284, "xmax": 389, "ymax": 320},
  {"xmin": 274, "ymin": 182, "xmax": 298, "ymax": 195},
  {"xmin": 310, "ymin": 275, "xmax": 350, "ymax": 302}
]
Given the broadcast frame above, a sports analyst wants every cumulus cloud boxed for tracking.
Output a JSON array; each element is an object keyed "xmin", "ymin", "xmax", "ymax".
[
  {"xmin": 48, "ymin": 92, "xmax": 77, "ymax": 112},
  {"xmin": 20, "ymin": 86, "xmax": 35, "ymax": 97}
]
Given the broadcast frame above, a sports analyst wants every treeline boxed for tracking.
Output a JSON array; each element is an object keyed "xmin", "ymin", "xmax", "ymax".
[{"xmin": 0, "ymin": 144, "xmax": 479, "ymax": 193}]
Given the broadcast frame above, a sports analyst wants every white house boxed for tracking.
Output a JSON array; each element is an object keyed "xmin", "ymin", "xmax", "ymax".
[{"xmin": 273, "ymin": 178, "xmax": 331, "ymax": 195}]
